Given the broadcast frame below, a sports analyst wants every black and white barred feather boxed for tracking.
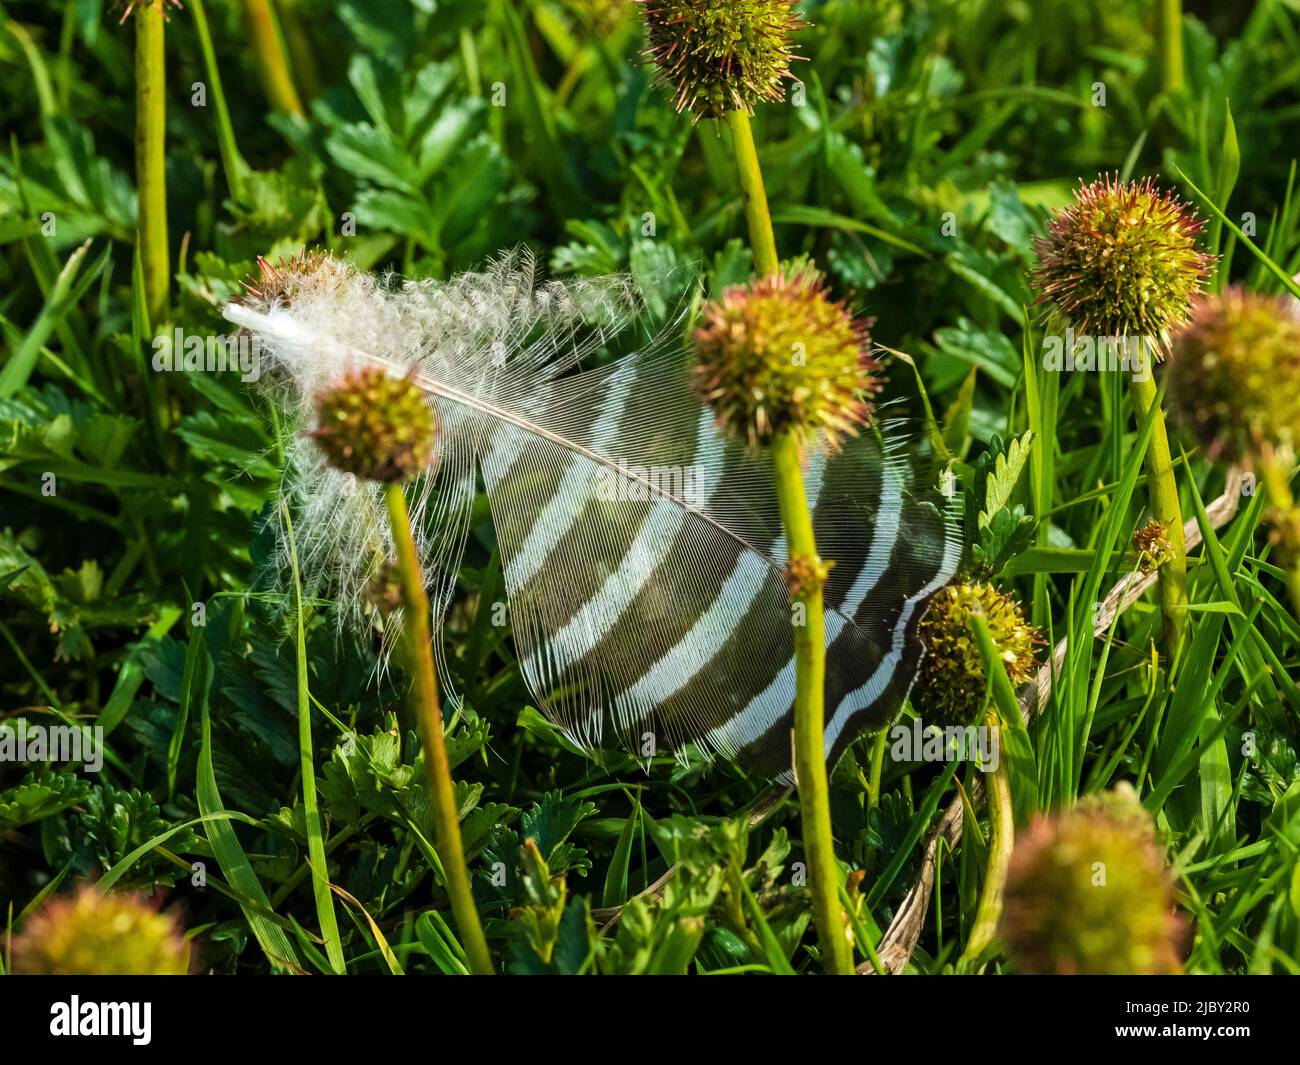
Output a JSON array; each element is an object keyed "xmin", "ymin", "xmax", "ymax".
[{"xmin": 225, "ymin": 251, "xmax": 962, "ymax": 781}]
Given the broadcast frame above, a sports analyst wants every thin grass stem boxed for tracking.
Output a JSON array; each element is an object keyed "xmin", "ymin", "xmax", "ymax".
[
  {"xmin": 282, "ymin": 502, "xmax": 346, "ymax": 974},
  {"xmin": 190, "ymin": 0, "xmax": 248, "ymax": 200},
  {"xmin": 243, "ymin": 0, "xmax": 303, "ymax": 115}
]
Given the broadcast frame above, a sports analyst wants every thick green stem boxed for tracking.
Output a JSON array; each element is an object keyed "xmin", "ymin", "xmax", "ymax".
[
  {"xmin": 134, "ymin": 4, "xmax": 168, "ymax": 327},
  {"xmin": 772, "ymin": 431, "xmax": 854, "ymax": 975},
  {"xmin": 960, "ymin": 722, "xmax": 1013, "ymax": 966},
  {"xmin": 1257, "ymin": 453, "xmax": 1300, "ymax": 620},
  {"xmin": 1160, "ymin": 0, "xmax": 1185, "ymax": 96},
  {"xmin": 244, "ymin": 0, "xmax": 303, "ymax": 115},
  {"xmin": 384, "ymin": 483, "xmax": 494, "ymax": 976},
  {"xmin": 728, "ymin": 104, "xmax": 850, "ymax": 974},
  {"xmin": 1129, "ymin": 372, "xmax": 1188, "ymax": 652},
  {"xmin": 724, "ymin": 109, "xmax": 779, "ymax": 276}
]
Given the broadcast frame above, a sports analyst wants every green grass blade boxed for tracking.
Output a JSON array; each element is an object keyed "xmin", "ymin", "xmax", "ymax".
[
  {"xmin": 98, "ymin": 811, "xmax": 263, "ymax": 890},
  {"xmin": 736, "ymin": 875, "xmax": 796, "ymax": 975},
  {"xmin": 193, "ymin": 628, "xmax": 302, "ymax": 973},
  {"xmin": 1175, "ymin": 163, "xmax": 1300, "ymax": 299},
  {"xmin": 601, "ymin": 789, "xmax": 641, "ymax": 909},
  {"xmin": 415, "ymin": 911, "xmax": 470, "ymax": 975},
  {"xmin": 0, "ymin": 239, "xmax": 91, "ymax": 398},
  {"xmin": 283, "ymin": 503, "xmax": 346, "ymax": 974}
]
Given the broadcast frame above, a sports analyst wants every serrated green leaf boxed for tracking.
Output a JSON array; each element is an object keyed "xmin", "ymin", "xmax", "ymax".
[
  {"xmin": 979, "ymin": 431, "xmax": 1034, "ymax": 527},
  {"xmin": 0, "ymin": 770, "xmax": 90, "ymax": 829}
]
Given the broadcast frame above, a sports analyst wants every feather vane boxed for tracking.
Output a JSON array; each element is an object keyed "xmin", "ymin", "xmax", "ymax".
[{"xmin": 225, "ymin": 251, "xmax": 962, "ymax": 779}]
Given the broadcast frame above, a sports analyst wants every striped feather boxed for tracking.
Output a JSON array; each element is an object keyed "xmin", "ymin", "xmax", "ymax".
[{"xmin": 225, "ymin": 251, "xmax": 962, "ymax": 781}]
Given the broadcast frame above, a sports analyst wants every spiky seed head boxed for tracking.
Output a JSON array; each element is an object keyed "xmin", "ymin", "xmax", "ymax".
[
  {"xmin": 313, "ymin": 366, "xmax": 436, "ymax": 484},
  {"xmin": 693, "ymin": 266, "xmax": 879, "ymax": 449},
  {"xmin": 1133, "ymin": 518, "xmax": 1175, "ymax": 574},
  {"xmin": 1000, "ymin": 783, "xmax": 1185, "ymax": 975},
  {"xmin": 241, "ymin": 248, "xmax": 351, "ymax": 312},
  {"xmin": 637, "ymin": 0, "xmax": 807, "ymax": 121},
  {"xmin": 1166, "ymin": 288, "xmax": 1300, "ymax": 462},
  {"xmin": 13, "ymin": 886, "xmax": 189, "ymax": 975},
  {"xmin": 1032, "ymin": 175, "xmax": 1213, "ymax": 352},
  {"xmin": 913, "ymin": 582, "xmax": 1040, "ymax": 728}
]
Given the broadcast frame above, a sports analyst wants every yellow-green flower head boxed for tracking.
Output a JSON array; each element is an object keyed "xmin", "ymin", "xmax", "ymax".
[
  {"xmin": 1001, "ymin": 784, "xmax": 1185, "ymax": 975},
  {"xmin": 13, "ymin": 886, "xmax": 189, "ymax": 975},
  {"xmin": 693, "ymin": 266, "xmax": 878, "ymax": 449},
  {"xmin": 1033, "ymin": 175, "xmax": 1213, "ymax": 351},
  {"xmin": 913, "ymin": 582, "xmax": 1040, "ymax": 728},
  {"xmin": 637, "ymin": 0, "xmax": 807, "ymax": 120},
  {"xmin": 313, "ymin": 366, "xmax": 437, "ymax": 484},
  {"xmin": 1167, "ymin": 287, "xmax": 1300, "ymax": 461}
]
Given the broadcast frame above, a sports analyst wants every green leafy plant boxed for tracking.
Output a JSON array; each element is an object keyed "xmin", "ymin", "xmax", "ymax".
[{"xmin": 1, "ymin": 0, "xmax": 1298, "ymax": 982}]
